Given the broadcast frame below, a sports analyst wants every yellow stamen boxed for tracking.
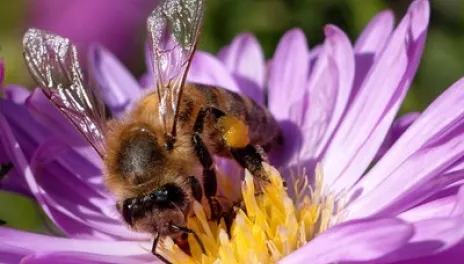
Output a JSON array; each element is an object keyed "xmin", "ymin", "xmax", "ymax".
[{"xmin": 159, "ymin": 163, "xmax": 337, "ymax": 263}]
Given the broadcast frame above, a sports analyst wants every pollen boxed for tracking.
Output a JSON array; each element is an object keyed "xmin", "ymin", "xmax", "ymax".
[
  {"xmin": 157, "ymin": 163, "xmax": 337, "ymax": 263},
  {"xmin": 218, "ymin": 116, "xmax": 250, "ymax": 148}
]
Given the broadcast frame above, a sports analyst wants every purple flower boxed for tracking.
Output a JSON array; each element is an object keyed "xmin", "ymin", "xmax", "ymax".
[
  {"xmin": 1, "ymin": 0, "xmax": 464, "ymax": 263},
  {"xmin": 26, "ymin": 0, "xmax": 158, "ymax": 62}
]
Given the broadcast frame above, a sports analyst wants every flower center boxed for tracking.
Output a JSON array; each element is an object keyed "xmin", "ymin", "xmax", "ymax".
[{"xmin": 157, "ymin": 163, "xmax": 337, "ymax": 263}]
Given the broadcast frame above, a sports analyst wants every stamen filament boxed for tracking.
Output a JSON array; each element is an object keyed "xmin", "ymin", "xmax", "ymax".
[{"xmin": 160, "ymin": 163, "xmax": 338, "ymax": 264}]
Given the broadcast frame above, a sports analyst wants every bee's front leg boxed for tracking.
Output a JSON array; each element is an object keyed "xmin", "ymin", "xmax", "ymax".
[{"xmin": 192, "ymin": 132, "xmax": 223, "ymax": 220}]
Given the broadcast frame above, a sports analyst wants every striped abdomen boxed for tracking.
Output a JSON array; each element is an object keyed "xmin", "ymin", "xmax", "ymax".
[{"xmin": 179, "ymin": 84, "xmax": 283, "ymax": 152}]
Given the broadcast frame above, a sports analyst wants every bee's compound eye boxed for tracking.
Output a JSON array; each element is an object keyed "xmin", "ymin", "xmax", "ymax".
[
  {"xmin": 141, "ymin": 196, "xmax": 151, "ymax": 203},
  {"xmin": 141, "ymin": 196, "xmax": 152, "ymax": 208},
  {"xmin": 122, "ymin": 199, "xmax": 132, "ymax": 210},
  {"xmin": 122, "ymin": 199, "xmax": 134, "ymax": 226},
  {"xmin": 160, "ymin": 188, "xmax": 169, "ymax": 198},
  {"xmin": 151, "ymin": 188, "xmax": 169, "ymax": 202}
]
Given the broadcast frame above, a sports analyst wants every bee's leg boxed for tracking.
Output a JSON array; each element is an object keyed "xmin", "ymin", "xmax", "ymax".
[
  {"xmin": 194, "ymin": 108, "xmax": 234, "ymax": 220},
  {"xmin": 170, "ymin": 224, "xmax": 206, "ymax": 254},
  {"xmin": 151, "ymin": 232, "xmax": 172, "ymax": 264},
  {"xmin": 229, "ymin": 145, "xmax": 268, "ymax": 182},
  {"xmin": 192, "ymin": 132, "xmax": 223, "ymax": 220},
  {"xmin": 186, "ymin": 176, "xmax": 203, "ymax": 202},
  {"xmin": 194, "ymin": 107, "xmax": 269, "ymax": 184},
  {"xmin": 0, "ymin": 162, "xmax": 13, "ymax": 179}
]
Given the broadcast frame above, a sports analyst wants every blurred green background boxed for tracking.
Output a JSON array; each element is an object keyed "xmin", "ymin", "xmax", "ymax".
[
  {"xmin": 0, "ymin": 0, "xmax": 463, "ymax": 232},
  {"xmin": 1, "ymin": 0, "xmax": 464, "ymax": 113}
]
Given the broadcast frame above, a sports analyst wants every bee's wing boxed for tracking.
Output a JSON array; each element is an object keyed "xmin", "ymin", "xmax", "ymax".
[
  {"xmin": 23, "ymin": 28, "xmax": 107, "ymax": 157},
  {"xmin": 147, "ymin": 0, "xmax": 204, "ymax": 136}
]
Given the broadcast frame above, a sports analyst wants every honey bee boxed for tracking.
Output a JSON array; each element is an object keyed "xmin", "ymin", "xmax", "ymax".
[{"xmin": 22, "ymin": 0, "xmax": 282, "ymax": 261}]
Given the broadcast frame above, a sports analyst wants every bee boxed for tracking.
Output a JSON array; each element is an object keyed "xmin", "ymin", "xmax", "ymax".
[{"xmin": 22, "ymin": 0, "xmax": 282, "ymax": 261}]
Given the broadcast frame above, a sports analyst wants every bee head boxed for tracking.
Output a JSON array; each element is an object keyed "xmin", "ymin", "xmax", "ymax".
[{"xmin": 118, "ymin": 183, "xmax": 187, "ymax": 232}]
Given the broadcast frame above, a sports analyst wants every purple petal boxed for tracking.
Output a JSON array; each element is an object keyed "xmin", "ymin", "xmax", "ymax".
[
  {"xmin": 352, "ymin": 10, "xmax": 395, "ymax": 102},
  {"xmin": 3, "ymin": 85, "xmax": 30, "ymax": 105},
  {"xmin": 23, "ymin": 90, "xmax": 136, "ymax": 237},
  {"xmin": 399, "ymin": 196, "xmax": 456, "ymax": 222},
  {"xmin": 355, "ymin": 10, "xmax": 395, "ymax": 54},
  {"xmin": 26, "ymin": 89, "xmax": 86, "ymax": 148},
  {"xmin": 31, "ymin": 151, "xmax": 145, "ymax": 240},
  {"xmin": 269, "ymin": 93, "xmax": 309, "ymax": 167},
  {"xmin": 379, "ymin": 217, "xmax": 464, "ymax": 263},
  {"xmin": 0, "ymin": 98, "xmax": 101, "ymax": 192},
  {"xmin": 375, "ymin": 112, "xmax": 420, "ymax": 159},
  {"xmin": 268, "ymin": 28, "xmax": 309, "ymax": 120},
  {"xmin": 20, "ymin": 252, "xmax": 155, "ymax": 264},
  {"xmin": 217, "ymin": 33, "xmax": 266, "ymax": 103},
  {"xmin": 25, "ymin": 89, "xmax": 103, "ymax": 168},
  {"xmin": 446, "ymin": 156, "xmax": 464, "ymax": 174},
  {"xmin": 308, "ymin": 44, "xmax": 322, "ymax": 76},
  {"xmin": 280, "ymin": 218, "xmax": 413, "ymax": 264},
  {"xmin": 450, "ymin": 185, "xmax": 464, "ymax": 217},
  {"xmin": 0, "ymin": 101, "xmax": 49, "ymax": 197},
  {"xmin": 187, "ymin": 51, "xmax": 240, "ymax": 93},
  {"xmin": 393, "ymin": 242, "xmax": 464, "ymax": 264},
  {"xmin": 0, "ymin": 103, "xmax": 145, "ymax": 241},
  {"xmin": 0, "ymin": 227, "xmax": 149, "ymax": 257},
  {"xmin": 322, "ymin": 0, "xmax": 430, "ymax": 193},
  {"xmin": 297, "ymin": 25, "xmax": 354, "ymax": 163},
  {"xmin": 347, "ymin": 77, "xmax": 464, "ymax": 219},
  {"xmin": 291, "ymin": 49, "xmax": 337, "ymax": 164},
  {"xmin": 88, "ymin": 45, "xmax": 142, "ymax": 117}
]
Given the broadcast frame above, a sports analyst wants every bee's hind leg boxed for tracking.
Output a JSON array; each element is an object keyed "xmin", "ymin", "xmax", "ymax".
[
  {"xmin": 193, "ymin": 107, "xmax": 269, "ymax": 189},
  {"xmin": 229, "ymin": 145, "xmax": 269, "ymax": 183},
  {"xmin": 197, "ymin": 107, "xmax": 269, "ymax": 182}
]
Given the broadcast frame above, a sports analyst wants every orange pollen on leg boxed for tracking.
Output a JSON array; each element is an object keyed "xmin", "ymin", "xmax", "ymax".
[{"xmin": 218, "ymin": 116, "xmax": 250, "ymax": 148}]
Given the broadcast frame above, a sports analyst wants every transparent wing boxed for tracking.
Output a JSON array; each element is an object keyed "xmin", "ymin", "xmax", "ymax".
[
  {"xmin": 23, "ymin": 28, "xmax": 107, "ymax": 157},
  {"xmin": 147, "ymin": 0, "xmax": 204, "ymax": 136}
]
